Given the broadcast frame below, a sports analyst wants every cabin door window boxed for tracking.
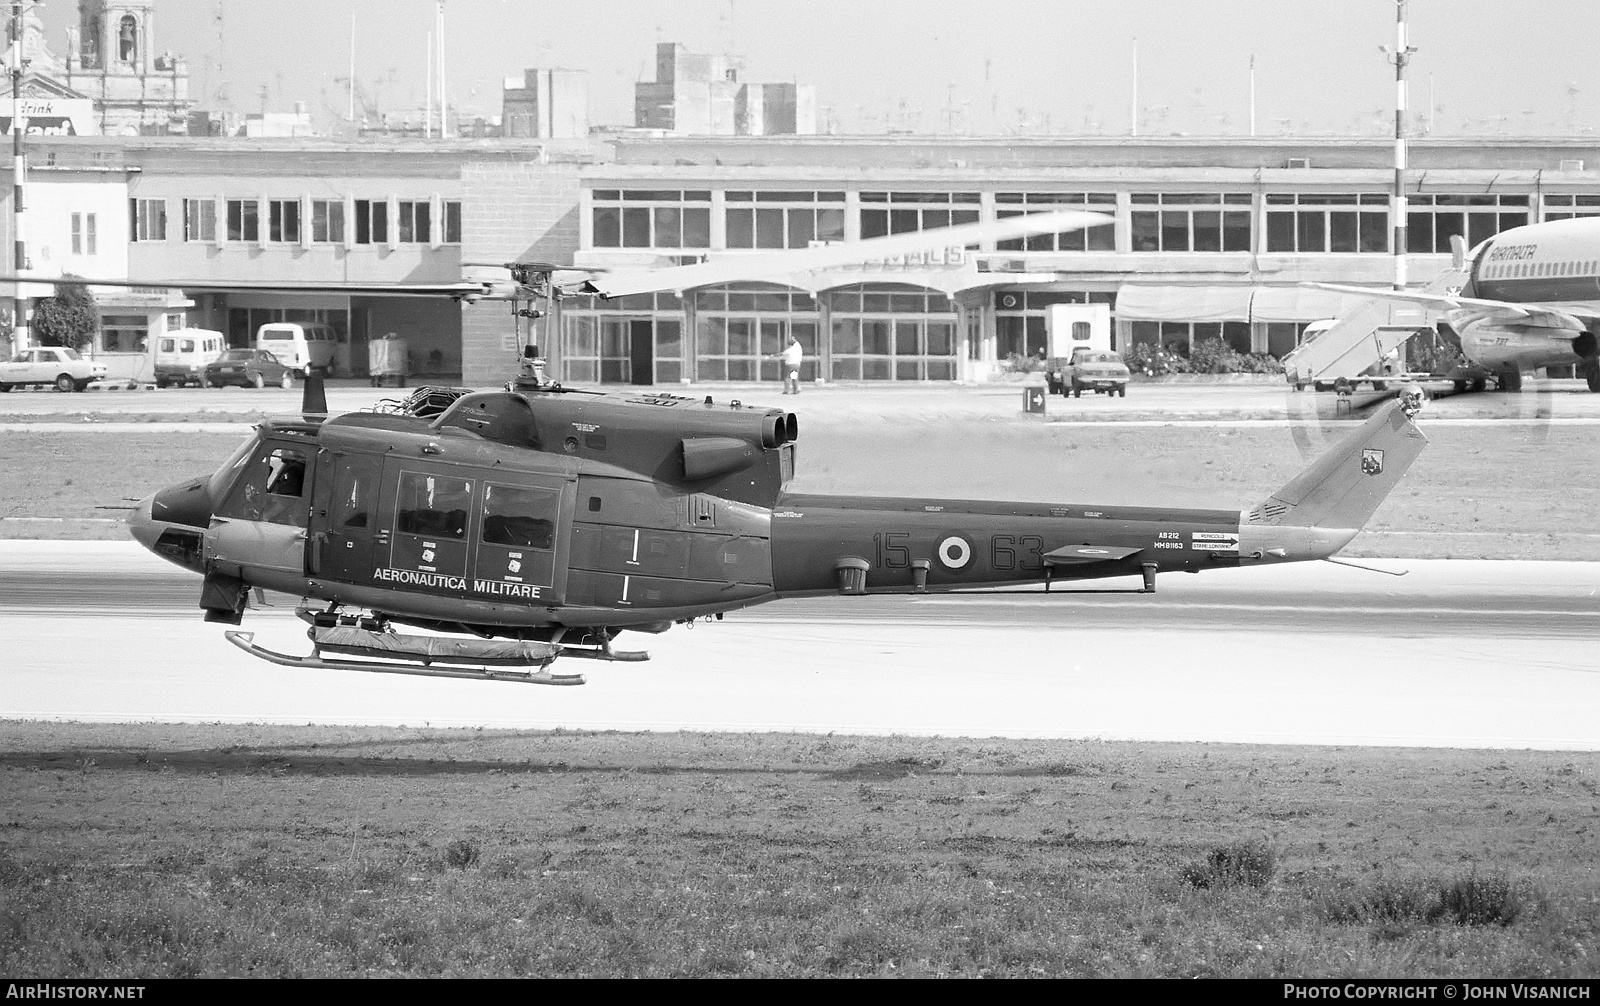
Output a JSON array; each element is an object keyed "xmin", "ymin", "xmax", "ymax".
[
  {"xmin": 390, "ymin": 470, "xmax": 474, "ymax": 581},
  {"xmin": 475, "ymin": 483, "xmax": 560, "ymax": 591}
]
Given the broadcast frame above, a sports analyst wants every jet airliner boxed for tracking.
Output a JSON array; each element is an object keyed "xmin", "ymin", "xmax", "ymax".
[{"xmin": 1315, "ymin": 216, "xmax": 1600, "ymax": 392}]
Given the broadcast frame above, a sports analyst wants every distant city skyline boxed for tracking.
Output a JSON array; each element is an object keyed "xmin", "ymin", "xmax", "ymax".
[{"xmin": 30, "ymin": 0, "xmax": 1600, "ymax": 137}]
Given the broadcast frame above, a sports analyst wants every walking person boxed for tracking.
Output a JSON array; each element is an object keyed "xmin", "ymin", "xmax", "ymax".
[{"xmin": 779, "ymin": 336, "xmax": 804, "ymax": 395}]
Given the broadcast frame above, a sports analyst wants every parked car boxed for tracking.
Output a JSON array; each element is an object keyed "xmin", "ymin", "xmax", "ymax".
[
  {"xmin": 154, "ymin": 328, "xmax": 226, "ymax": 388},
  {"xmin": 204, "ymin": 348, "xmax": 295, "ymax": 389},
  {"xmin": 0, "ymin": 346, "xmax": 107, "ymax": 392},
  {"xmin": 1048, "ymin": 348, "xmax": 1130, "ymax": 397},
  {"xmin": 256, "ymin": 322, "xmax": 340, "ymax": 376}
]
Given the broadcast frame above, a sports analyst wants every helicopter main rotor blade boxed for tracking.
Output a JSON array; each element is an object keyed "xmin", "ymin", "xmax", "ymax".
[
  {"xmin": 582, "ymin": 209, "xmax": 1112, "ymax": 299},
  {"xmin": 0, "ymin": 275, "xmax": 488, "ymax": 298}
]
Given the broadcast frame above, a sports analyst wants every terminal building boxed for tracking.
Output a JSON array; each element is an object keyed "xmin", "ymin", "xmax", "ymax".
[
  {"xmin": 504, "ymin": 134, "xmax": 1600, "ymax": 388},
  {"xmin": 6, "ymin": 122, "xmax": 1600, "ymax": 388}
]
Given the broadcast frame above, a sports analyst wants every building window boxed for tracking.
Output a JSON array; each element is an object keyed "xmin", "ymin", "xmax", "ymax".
[
  {"xmin": 165, "ymin": 311, "xmax": 186, "ymax": 330},
  {"xmin": 994, "ymin": 289, "xmax": 1117, "ymax": 358},
  {"xmin": 859, "ymin": 191, "xmax": 980, "ymax": 239},
  {"xmin": 994, "ymin": 193, "xmax": 1117, "ymax": 251},
  {"xmin": 311, "ymin": 199, "xmax": 344, "ymax": 243},
  {"xmin": 1265, "ymin": 194, "xmax": 1387, "ymax": 253},
  {"xmin": 559, "ymin": 292, "xmax": 685, "ymax": 384},
  {"xmin": 100, "ymin": 314, "xmax": 148, "ymax": 353},
  {"xmin": 129, "ymin": 198, "xmax": 166, "ymax": 241},
  {"xmin": 117, "ymin": 14, "xmax": 138, "ymax": 63},
  {"xmin": 1542, "ymin": 194, "xmax": 1600, "ymax": 222},
  {"xmin": 1407, "ymin": 194, "xmax": 1527, "ymax": 254},
  {"xmin": 829, "ymin": 284, "xmax": 957, "ymax": 381},
  {"xmin": 184, "ymin": 199, "xmax": 216, "ymax": 242},
  {"xmin": 397, "ymin": 201, "xmax": 431, "ymax": 243},
  {"xmin": 1129, "ymin": 193, "xmax": 1251, "ymax": 252},
  {"xmin": 724, "ymin": 191, "xmax": 846, "ymax": 250},
  {"xmin": 226, "ymin": 199, "xmax": 259, "ymax": 242},
  {"xmin": 268, "ymin": 199, "xmax": 301, "ymax": 243},
  {"xmin": 354, "ymin": 199, "xmax": 388, "ymax": 245},
  {"xmin": 591, "ymin": 189, "xmax": 711, "ymax": 250},
  {"xmin": 443, "ymin": 200, "xmax": 462, "ymax": 243},
  {"xmin": 70, "ymin": 213, "xmax": 97, "ymax": 255},
  {"xmin": 693, "ymin": 285, "xmax": 818, "ymax": 382}
]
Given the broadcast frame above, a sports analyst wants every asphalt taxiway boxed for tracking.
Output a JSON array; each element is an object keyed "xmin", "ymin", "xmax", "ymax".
[{"xmin": 4, "ymin": 541, "xmax": 1596, "ymax": 748}]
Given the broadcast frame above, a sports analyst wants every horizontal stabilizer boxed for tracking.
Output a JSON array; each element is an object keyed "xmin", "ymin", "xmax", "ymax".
[{"xmin": 1044, "ymin": 544, "xmax": 1146, "ymax": 566}]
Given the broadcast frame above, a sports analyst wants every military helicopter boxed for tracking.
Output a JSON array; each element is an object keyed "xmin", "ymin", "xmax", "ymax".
[
  {"xmin": 30, "ymin": 211, "xmax": 1432, "ymax": 685},
  {"xmin": 117, "ymin": 354, "xmax": 1426, "ymax": 684}
]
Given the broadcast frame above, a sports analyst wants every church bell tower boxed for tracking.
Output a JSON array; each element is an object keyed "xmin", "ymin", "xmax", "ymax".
[{"xmin": 68, "ymin": 0, "xmax": 192, "ymax": 134}]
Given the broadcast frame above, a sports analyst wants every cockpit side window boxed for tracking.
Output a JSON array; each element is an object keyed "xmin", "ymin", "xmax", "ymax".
[{"xmin": 217, "ymin": 443, "xmax": 311, "ymax": 526}]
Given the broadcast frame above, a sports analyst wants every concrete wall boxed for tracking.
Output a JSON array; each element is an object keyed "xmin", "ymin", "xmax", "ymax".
[
  {"xmin": 505, "ymin": 69, "xmax": 589, "ymax": 139},
  {"xmin": 459, "ymin": 162, "xmax": 581, "ymax": 386}
]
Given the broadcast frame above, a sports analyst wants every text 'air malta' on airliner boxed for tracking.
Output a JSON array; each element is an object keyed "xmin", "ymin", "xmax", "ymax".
[{"xmin": 1315, "ymin": 217, "xmax": 1600, "ymax": 392}]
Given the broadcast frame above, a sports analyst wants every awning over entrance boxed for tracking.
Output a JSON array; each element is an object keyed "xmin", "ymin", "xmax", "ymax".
[
  {"xmin": 1247, "ymin": 286, "xmax": 1377, "ymax": 323},
  {"xmin": 1115, "ymin": 284, "xmax": 1385, "ymax": 324},
  {"xmin": 1113, "ymin": 285, "xmax": 1253, "ymax": 322}
]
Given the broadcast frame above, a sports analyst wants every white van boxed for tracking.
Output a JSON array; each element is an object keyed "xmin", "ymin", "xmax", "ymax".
[
  {"xmin": 154, "ymin": 328, "xmax": 226, "ymax": 388},
  {"xmin": 256, "ymin": 322, "xmax": 341, "ymax": 376}
]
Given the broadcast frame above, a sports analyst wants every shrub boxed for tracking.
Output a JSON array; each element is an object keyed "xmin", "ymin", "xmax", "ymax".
[
  {"xmin": 1407, "ymin": 335, "xmax": 1467, "ymax": 375},
  {"xmin": 1121, "ymin": 345, "xmax": 1191, "ymax": 376},
  {"xmin": 1180, "ymin": 841, "xmax": 1276, "ymax": 889},
  {"xmin": 32, "ymin": 279, "xmax": 98, "ymax": 351},
  {"xmin": 1439, "ymin": 873, "xmax": 1525, "ymax": 927},
  {"xmin": 443, "ymin": 838, "xmax": 481, "ymax": 870},
  {"xmin": 1319, "ymin": 871, "xmax": 1529, "ymax": 929}
]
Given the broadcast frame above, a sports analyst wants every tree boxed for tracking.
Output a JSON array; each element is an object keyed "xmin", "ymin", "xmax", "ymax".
[{"xmin": 32, "ymin": 280, "xmax": 99, "ymax": 350}]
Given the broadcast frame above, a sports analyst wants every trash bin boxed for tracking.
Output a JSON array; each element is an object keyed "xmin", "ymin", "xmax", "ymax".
[{"xmin": 368, "ymin": 334, "xmax": 409, "ymax": 388}]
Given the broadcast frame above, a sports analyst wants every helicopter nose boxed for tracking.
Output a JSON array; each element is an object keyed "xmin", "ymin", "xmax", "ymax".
[
  {"xmin": 128, "ymin": 493, "xmax": 160, "ymax": 552},
  {"xmin": 133, "ymin": 477, "xmax": 214, "ymax": 573}
]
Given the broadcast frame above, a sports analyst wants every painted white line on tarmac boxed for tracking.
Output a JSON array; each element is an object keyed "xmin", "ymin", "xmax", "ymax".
[
  {"xmin": 6, "ymin": 417, "xmax": 1600, "ymax": 433},
  {"xmin": 0, "ymin": 423, "xmax": 254, "ymax": 433},
  {"xmin": 894, "ymin": 599, "xmax": 1596, "ymax": 617}
]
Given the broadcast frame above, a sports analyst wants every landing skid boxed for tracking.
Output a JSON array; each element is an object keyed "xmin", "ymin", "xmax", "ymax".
[{"xmin": 224, "ymin": 631, "xmax": 587, "ymax": 686}]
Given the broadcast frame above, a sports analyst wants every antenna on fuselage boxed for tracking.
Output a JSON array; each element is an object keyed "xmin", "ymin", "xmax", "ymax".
[{"xmin": 302, "ymin": 367, "xmax": 329, "ymax": 422}]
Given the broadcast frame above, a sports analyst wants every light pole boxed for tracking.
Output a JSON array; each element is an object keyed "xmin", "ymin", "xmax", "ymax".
[
  {"xmin": 1384, "ymin": 0, "xmax": 1417, "ymax": 292},
  {"xmin": 10, "ymin": 0, "xmax": 28, "ymax": 351}
]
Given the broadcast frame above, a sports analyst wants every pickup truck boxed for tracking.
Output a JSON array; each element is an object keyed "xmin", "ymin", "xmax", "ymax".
[
  {"xmin": 1048, "ymin": 349, "xmax": 1130, "ymax": 398},
  {"xmin": 0, "ymin": 346, "xmax": 106, "ymax": 392}
]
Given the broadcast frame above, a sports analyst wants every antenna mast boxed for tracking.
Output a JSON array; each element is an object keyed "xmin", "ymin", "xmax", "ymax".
[
  {"xmin": 348, "ymin": 13, "xmax": 355, "ymax": 122},
  {"xmin": 1130, "ymin": 37, "xmax": 1138, "ymax": 137},
  {"xmin": 435, "ymin": 1, "xmax": 447, "ymax": 139}
]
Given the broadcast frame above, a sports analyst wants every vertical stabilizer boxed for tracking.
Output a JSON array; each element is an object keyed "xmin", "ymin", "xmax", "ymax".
[{"xmin": 1245, "ymin": 399, "xmax": 1427, "ymax": 531}]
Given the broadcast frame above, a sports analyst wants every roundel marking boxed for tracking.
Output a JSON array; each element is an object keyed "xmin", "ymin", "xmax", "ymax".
[{"xmin": 937, "ymin": 535, "xmax": 973, "ymax": 570}]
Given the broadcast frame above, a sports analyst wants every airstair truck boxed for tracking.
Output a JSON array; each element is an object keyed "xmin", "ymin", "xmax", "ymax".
[{"xmin": 1281, "ymin": 258, "xmax": 1471, "ymax": 391}]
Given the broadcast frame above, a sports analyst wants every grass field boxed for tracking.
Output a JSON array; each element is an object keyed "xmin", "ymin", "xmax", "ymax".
[
  {"xmin": 1, "ymin": 723, "xmax": 1596, "ymax": 977},
  {"xmin": 4, "ymin": 420, "xmax": 1597, "ymax": 558}
]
